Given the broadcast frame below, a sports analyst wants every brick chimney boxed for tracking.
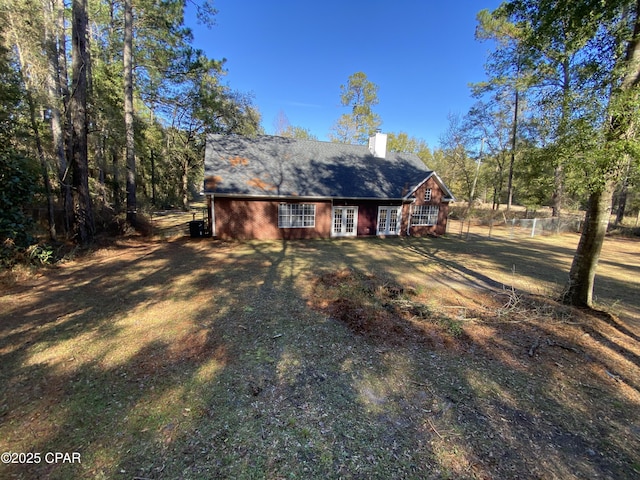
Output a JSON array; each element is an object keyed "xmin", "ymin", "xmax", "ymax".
[{"xmin": 368, "ymin": 132, "xmax": 387, "ymax": 158}]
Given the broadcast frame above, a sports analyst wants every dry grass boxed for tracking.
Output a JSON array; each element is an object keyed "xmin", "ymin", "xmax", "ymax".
[{"xmin": 0, "ymin": 230, "xmax": 639, "ymax": 479}]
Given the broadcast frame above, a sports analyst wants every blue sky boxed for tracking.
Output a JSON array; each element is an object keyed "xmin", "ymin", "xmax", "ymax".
[{"xmin": 186, "ymin": 0, "xmax": 502, "ymax": 147}]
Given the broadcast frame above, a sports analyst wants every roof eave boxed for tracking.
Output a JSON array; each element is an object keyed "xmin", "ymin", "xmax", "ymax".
[{"xmin": 204, "ymin": 192, "xmax": 410, "ymax": 202}]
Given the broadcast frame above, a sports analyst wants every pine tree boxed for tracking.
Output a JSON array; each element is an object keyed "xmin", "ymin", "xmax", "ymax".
[{"xmin": 330, "ymin": 72, "xmax": 381, "ymax": 144}]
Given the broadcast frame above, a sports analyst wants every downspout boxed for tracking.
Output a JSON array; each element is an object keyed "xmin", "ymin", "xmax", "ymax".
[
  {"xmin": 207, "ymin": 195, "xmax": 215, "ymax": 237},
  {"xmin": 331, "ymin": 198, "xmax": 335, "ymax": 237},
  {"xmin": 406, "ymin": 201, "xmax": 414, "ymax": 236}
]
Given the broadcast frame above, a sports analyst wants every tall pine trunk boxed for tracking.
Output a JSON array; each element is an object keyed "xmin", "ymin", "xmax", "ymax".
[
  {"xmin": 53, "ymin": 0, "xmax": 74, "ymax": 234},
  {"xmin": 70, "ymin": 0, "xmax": 94, "ymax": 245},
  {"xmin": 564, "ymin": 0, "xmax": 640, "ymax": 307},
  {"xmin": 124, "ymin": 0, "xmax": 137, "ymax": 225},
  {"xmin": 44, "ymin": 0, "xmax": 68, "ymax": 239}
]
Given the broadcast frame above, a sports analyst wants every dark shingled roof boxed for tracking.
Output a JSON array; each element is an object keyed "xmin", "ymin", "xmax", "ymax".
[{"xmin": 204, "ymin": 134, "xmax": 444, "ymax": 200}]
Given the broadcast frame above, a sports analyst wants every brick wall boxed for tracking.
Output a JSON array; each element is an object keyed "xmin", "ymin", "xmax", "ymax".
[
  {"xmin": 209, "ymin": 185, "xmax": 451, "ymax": 240},
  {"xmin": 212, "ymin": 197, "xmax": 332, "ymax": 240},
  {"xmin": 405, "ymin": 177, "xmax": 450, "ymax": 236}
]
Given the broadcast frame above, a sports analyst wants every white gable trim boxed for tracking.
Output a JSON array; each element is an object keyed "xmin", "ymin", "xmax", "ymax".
[{"xmin": 403, "ymin": 172, "xmax": 455, "ymax": 202}]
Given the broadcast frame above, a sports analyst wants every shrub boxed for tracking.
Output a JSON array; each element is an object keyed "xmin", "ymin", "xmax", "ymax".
[{"xmin": 0, "ymin": 151, "xmax": 39, "ymax": 266}]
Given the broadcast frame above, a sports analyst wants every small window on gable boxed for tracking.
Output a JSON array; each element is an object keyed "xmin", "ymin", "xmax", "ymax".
[{"xmin": 424, "ymin": 188, "xmax": 432, "ymax": 202}]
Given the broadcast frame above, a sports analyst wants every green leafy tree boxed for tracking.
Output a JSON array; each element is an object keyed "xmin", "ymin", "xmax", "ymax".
[
  {"xmin": 121, "ymin": 0, "xmax": 205, "ymax": 223},
  {"xmin": 386, "ymin": 132, "xmax": 434, "ymax": 167},
  {"xmin": 2, "ymin": 0, "xmax": 59, "ymax": 239},
  {"xmin": 0, "ymin": 152, "xmax": 40, "ymax": 259},
  {"xmin": 474, "ymin": 8, "xmax": 532, "ymax": 211},
  {"xmin": 43, "ymin": 0, "xmax": 71, "ymax": 231},
  {"xmin": 1, "ymin": 0, "xmax": 261, "ymax": 243},
  {"xmin": 0, "ymin": 25, "xmax": 39, "ymax": 255},
  {"xmin": 157, "ymin": 52, "xmax": 262, "ymax": 209},
  {"xmin": 495, "ymin": 0, "xmax": 640, "ymax": 307},
  {"xmin": 466, "ymin": 97, "xmax": 520, "ymax": 210},
  {"xmin": 123, "ymin": 0, "xmax": 136, "ymax": 224},
  {"xmin": 438, "ymin": 113, "xmax": 478, "ymax": 209},
  {"xmin": 497, "ymin": 0, "xmax": 612, "ymax": 218},
  {"xmin": 330, "ymin": 72, "xmax": 381, "ymax": 144},
  {"xmin": 281, "ymin": 126, "xmax": 317, "ymax": 140},
  {"xmin": 513, "ymin": 119, "xmax": 556, "ymax": 209},
  {"xmin": 565, "ymin": 1, "xmax": 640, "ymax": 307}
]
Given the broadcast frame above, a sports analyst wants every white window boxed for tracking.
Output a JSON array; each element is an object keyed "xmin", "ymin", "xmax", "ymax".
[
  {"xmin": 377, "ymin": 206, "xmax": 402, "ymax": 235},
  {"xmin": 278, "ymin": 204, "xmax": 316, "ymax": 228},
  {"xmin": 411, "ymin": 205, "xmax": 439, "ymax": 226},
  {"xmin": 424, "ymin": 188, "xmax": 432, "ymax": 202},
  {"xmin": 332, "ymin": 207, "xmax": 358, "ymax": 236}
]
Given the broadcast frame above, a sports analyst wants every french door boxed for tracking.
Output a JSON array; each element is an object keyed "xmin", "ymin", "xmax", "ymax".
[
  {"xmin": 377, "ymin": 206, "xmax": 402, "ymax": 235},
  {"xmin": 332, "ymin": 207, "xmax": 358, "ymax": 237}
]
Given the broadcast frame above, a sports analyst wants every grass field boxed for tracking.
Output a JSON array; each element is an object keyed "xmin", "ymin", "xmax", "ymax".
[{"xmin": 1, "ymin": 227, "xmax": 639, "ymax": 479}]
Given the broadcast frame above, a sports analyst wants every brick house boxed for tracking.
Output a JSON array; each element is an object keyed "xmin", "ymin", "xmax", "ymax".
[{"xmin": 203, "ymin": 133, "xmax": 454, "ymax": 240}]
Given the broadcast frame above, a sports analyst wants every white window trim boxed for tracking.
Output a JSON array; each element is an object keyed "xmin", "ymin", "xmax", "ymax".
[
  {"xmin": 411, "ymin": 205, "xmax": 439, "ymax": 226},
  {"xmin": 332, "ymin": 206, "xmax": 358, "ymax": 237},
  {"xmin": 377, "ymin": 206, "xmax": 403, "ymax": 235},
  {"xmin": 424, "ymin": 188, "xmax": 432, "ymax": 202},
  {"xmin": 278, "ymin": 203, "xmax": 316, "ymax": 228}
]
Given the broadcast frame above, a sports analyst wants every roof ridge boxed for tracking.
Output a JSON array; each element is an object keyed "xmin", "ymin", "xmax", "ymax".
[
  {"xmin": 208, "ymin": 133, "xmax": 426, "ymax": 160},
  {"xmin": 204, "ymin": 133, "xmax": 436, "ymax": 199}
]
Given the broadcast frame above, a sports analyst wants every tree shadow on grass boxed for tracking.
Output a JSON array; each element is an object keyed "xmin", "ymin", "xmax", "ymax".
[
  {"xmin": 0, "ymin": 239, "xmax": 245, "ymax": 478},
  {"xmin": 223, "ymin": 240, "xmax": 640, "ymax": 479},
  {"xmin": 400, "ymin": 236, "xmax": 640, "ymax": 377},
  {"xmin": 401, "ymin": 236, "xmax": 639, "ymax": 318},
  {"xmin": 1, "ymin": 238, "xmax": 639, "ymax": 479},
  {"xmin": 405, "ymin": 242, "xmax": 507, "ymax": 292}
]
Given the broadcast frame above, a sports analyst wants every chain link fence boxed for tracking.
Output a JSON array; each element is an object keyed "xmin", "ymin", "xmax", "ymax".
[{"xmin": 448, "ymin": 214, "xmax": 583, "ymax": 240}]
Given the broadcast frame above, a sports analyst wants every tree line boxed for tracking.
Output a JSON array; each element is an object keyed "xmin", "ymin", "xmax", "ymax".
[
  {"xmin": 1, "ymin": 0, "xmax": 260, "ymax": 253},
  {"xmin": 444, "ymin": 0, "xmax": 640, "ymax": 307}
]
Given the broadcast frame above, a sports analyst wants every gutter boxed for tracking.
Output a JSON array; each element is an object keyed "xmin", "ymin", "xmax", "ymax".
[{"xmin": 204, "ymin": 192, "xmax": 411, "ymax": 202}]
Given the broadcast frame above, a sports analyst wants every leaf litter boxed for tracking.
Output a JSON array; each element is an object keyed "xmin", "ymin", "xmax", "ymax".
[{"xmin": 0, "ymin": 237, "xmax": 639, "ymax": 479}]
